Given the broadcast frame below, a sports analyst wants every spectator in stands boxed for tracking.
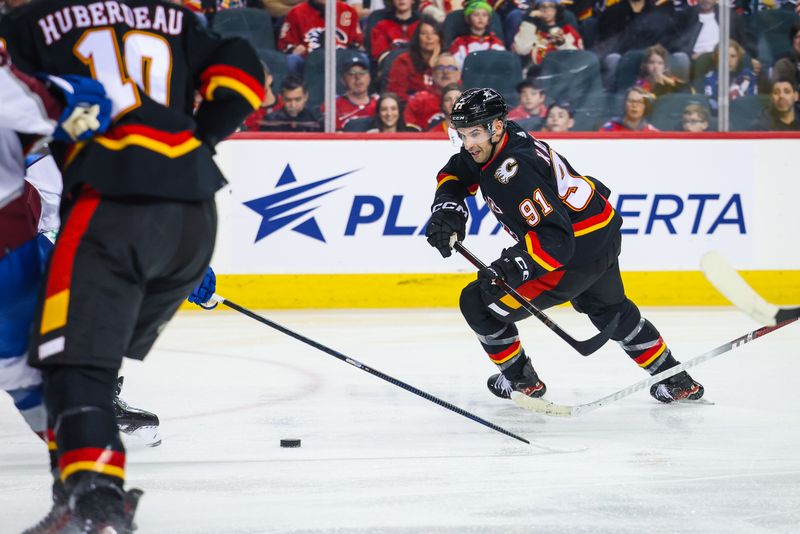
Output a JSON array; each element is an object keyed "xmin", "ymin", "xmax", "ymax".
[
  {"xmin": 323, "ymin": 56, "xmax": 380, "ymax": 130},
  {"xmin": 541, "ymin": 100, "xmax": 575, "ymax": 132},
  {"xmin": 367, "ymin": 92, "xmax": 417, "ymax": 132},
  {"xmin": 512, "ymin": 0, "xmax": 583, "ymax": 75},
  {"xmin": 243, "ymin": 62, "xmax": 283, "ymax": 132},
  {"xmin": 594, "ymin": 0, "xmax": 678, "ymax": 87},
  {"xmin": 426, "ymin": 83, "xmax": 463, "ymax": 132},
  {"xmin": 600, "ymin": 86, "xmax": 659, "ymax": 131},
  {"xmin": 773, "ymin": 23, "xmax": 800, "ymax": 87},
  {"xmin": 404, "ymin": 52, "xmax": 461, "ymax": 130},
  {"xmin": 507, "ymin": 78, "xmax": 547, "ymax": 129},
  {"xmin": 449, "ymin": 1, "xmax": 506, "ymax": 67},
  {"xmin": 386, "ymin": 16, "xmax": 444, "ymax": 102},
  {"xmin": 262, "ymin": 75, "xmax": 323, "ymax": 131},
  {"xmin": 703, "ymin": 40, "xmax": 757, "ymax": 113},
  {"xmin": 370, "ymin": 0, "xmax": 420, "ymax": 65},
  {"xmin": 278, "ymin": 0, "xmax": 364, "ymax": 74},
  {"xmin": 681, "ymin": 103, "xmax": 710, "ymax": 132},
  {"xmin": 754, "ymin": 79, "xmax": 800, "ymax": 131},
  {"xmin": 674, "ymin": 0, "xmax": 753, "ymax": 61},
  {"xmin": 635, "ymin": 44, "xmax": 691, "ymax": 97}
]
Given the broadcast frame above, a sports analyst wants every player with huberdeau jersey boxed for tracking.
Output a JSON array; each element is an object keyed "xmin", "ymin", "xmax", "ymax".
[
  {"xmin": 1, "ymin": 1, "xmax": 265, "ymax": 532},
  {"xmin": 425, "ymin": 88, "xmax": 704, "ymax": 405}
]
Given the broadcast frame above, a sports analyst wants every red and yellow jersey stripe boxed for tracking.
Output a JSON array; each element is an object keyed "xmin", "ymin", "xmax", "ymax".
[
  {"xmin": 435, "ymin": 172, "xmax": 479, "ymax": 195},
  {"xmin": 572, "ymin": 196, "xmax": 616, "ymax": 237},
  {"xmin": 524, "ymin": 231, "xmax": 563, "ymax": 272},
  {"xmin": 59, "ymin": 447, "xmax": 126, "ymax": 482},
  {"xmin": 95, "ymin": 124, "xmax": 202, "ymax": 159},
  {"xmin": 200, "ymin": 64, "xmax": 265, "ymax": 110}
]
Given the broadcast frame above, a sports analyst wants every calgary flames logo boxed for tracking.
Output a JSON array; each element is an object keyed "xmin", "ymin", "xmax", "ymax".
[{"xmin": 494, "ymin": 157, "xmax": 519, "ymax": 184}]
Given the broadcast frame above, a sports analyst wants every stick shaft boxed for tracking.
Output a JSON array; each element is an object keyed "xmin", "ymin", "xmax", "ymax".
[{"xmin": 215, "ymin": 296, "xmax": 530, "ymax": 445}]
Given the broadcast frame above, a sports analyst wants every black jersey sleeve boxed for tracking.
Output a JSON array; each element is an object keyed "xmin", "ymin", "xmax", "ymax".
[
  {"xmin": 186, "ymin": 18, "xmax": 265, "ymax": 148},
  {"xmin": 432, "ymin": 151, "xmax": 479, "ymax": 205}
]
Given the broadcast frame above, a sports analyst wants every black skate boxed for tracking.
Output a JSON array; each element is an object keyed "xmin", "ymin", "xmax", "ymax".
[
  {"xmin": 67, "ymin": 477, "xmax": 143, "ymax": 534},
  {"xmin": 650, "ymin": 371, "xmax": 704, "ymax": 403},
  {"xmin": 487, "ymin": 359, "xmax": 547, "ymax": 400},
  {"xmin": 114, "ymin": 377, "xmax": 161, "ymax": 447},
  {"xmin": 22, "ymin": 480, "xmax": 74, "ymax": 534}
]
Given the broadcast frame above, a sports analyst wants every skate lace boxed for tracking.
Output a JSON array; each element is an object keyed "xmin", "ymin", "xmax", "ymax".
[
  {"xmin": 654, "ymin": 384, "xmax": 673, "ymax": 401},
  {"xmin": 492, "ymin": 374, "xmax": 514, "ymax": 396}
]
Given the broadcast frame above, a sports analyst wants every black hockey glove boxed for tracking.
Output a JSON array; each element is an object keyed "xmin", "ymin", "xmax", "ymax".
[
  {"xmin": 478, "ymin": 248, "xmax": 532, "ymax": 298},
  {"xmin": 425, "ymin": 198, "xmax": 468, "ymax": 258}
]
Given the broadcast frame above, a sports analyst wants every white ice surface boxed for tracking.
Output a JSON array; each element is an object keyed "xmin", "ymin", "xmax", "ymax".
[{"xmin": 1, "ymin": 308, "xmax": 799, "ymax": 533}]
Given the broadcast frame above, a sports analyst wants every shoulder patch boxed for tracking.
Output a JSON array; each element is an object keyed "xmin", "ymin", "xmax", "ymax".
[{"xmin": 494, "ymin": 157, "xmax": 519, "ymax": 184}]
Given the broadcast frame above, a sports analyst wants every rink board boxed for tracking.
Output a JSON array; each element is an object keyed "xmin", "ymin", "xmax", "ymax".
[{"xmin": 202, "ymin": 134, "xmax": 800, "ymax": 308}]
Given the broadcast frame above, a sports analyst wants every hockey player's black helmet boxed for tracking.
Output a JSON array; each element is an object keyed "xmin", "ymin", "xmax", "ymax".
[{"xmin": 450, "ymin": 88, "xmax": 508, "ymax": 130}]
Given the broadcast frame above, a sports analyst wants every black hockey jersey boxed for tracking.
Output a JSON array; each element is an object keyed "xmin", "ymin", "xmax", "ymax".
[
  {"xmin": 434, "ymin": 121, "xmax": 622, "ymax": 278},
  {"xmin": 0, "ymin": 0, "xmax": 264, "ymax": 200}
]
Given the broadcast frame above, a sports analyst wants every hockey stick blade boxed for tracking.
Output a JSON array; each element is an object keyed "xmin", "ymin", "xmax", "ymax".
[
  {"xmin": 210, "ymin": 294, "xmax": 531, "ymax": 445},
  {"xmin": 700, "ymin": 251, "xmax": 800, "ymax": 326},
  {"xmin": 453, "ymin": 241, "xmax": 617, "ymax": 356},
  {"xmin": 512, "ymin": 317, "xmax": 798, "ymax": 417}
]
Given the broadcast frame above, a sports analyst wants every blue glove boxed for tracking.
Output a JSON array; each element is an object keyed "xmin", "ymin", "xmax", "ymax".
[
  {"xmin": 41, "ymin": 74, "xmax": 112, "ymax": 142},
  {"xmin": 188, "ymin": 266, "xmax": 217, "ymax": 310}
]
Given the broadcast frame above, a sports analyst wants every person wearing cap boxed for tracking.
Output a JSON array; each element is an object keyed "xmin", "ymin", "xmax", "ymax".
[
  {"xmin": 507, "ymin": 79, "xmax": 547, "ymax": 128},
  {"xmin": 323, "ymin": 56, "xmax": 379, "ymax": 131},
  {"xmin": 542, "ymin": 100, "xmax": 575, "ymax": 132},
  {"xmin": 448, "ymin": 0, "xmax": 505, "ymax": 68},
  {"xmin": 512, "ymin": 0, "xmax": 583, "ymax": 73}
]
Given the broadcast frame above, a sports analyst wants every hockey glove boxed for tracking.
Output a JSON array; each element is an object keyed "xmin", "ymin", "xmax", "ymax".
[
  {"xmin": 41, "ymin": 74, "xmax": 112, "ymax": 142},
  {"xmin": 188, "ymin": 266, "xmax": 217, "ymax": 310},
  {"xmin": 425, "ymin": 198, "xmax": 468, "ymax": 258},
  {"xmin": 478, "ymin": 248, "xmax": 532, "ymax": 299}
]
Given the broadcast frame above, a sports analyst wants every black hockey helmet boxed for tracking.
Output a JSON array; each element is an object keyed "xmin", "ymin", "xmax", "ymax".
[{"xmin": 450, "ymin": 88, "xmax": 508, "ymax": 130}]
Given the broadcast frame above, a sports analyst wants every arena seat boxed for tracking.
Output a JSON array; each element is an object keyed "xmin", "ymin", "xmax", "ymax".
[
  {"xmin": 212, "ymin": 8, "xmax": 275, "ymax": 51},
  {"xmin": 462, "ymin": 50, "xmax": 522, "ymax": 107}
]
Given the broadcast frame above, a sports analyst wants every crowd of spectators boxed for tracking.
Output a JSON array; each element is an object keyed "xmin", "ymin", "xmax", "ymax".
[{"xmin": 180, "ymin": 0, "xmax": 800, "ymax": 132}]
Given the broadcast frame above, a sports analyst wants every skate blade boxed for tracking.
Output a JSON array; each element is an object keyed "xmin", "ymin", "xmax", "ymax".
[
  {"xmin": 120, "ymin": 425, "xmax": 162, "ymax": 447},
  {"xmin": 676, "ymin": 397, "xmax": 715, "ymax": 406}
]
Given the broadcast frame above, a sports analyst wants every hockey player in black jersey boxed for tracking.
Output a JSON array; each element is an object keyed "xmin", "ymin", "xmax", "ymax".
[
  {"xmin": 425, "ymin": 88, "xmax": 704, "ymax": 406},
  {"xmin": 1, "ymin": 0, "xmax": 265, "ymax": 532}
]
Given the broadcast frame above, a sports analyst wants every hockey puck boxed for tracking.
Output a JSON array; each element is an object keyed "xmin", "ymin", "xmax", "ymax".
[{"xmin": 280, "ymin": 439, "xmax": 301, "ymax": 448}]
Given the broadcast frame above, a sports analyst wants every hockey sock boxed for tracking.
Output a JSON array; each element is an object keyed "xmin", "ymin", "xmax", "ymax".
[
  {"xmin": 475, "ymin": 324, "xmax": 527, "ymax": 376},
  {"xmin": 43, "ymin": 366, "xmax": 125, "ymax": 492},
  {"xmin": 617, "ymin": 317, "xmax": 678, "ymax": 375}
]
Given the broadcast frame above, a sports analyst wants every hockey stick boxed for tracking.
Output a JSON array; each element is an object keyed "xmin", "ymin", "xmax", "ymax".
[
  {"xmin": 701, "ymin": 251, "xmax": 800, "ymax": 326},
  {"xmin": 209, "ymin": 294, "xmax": 531, "ymax": 445},
  {"xmin": 453, "ymin": 241, "xmax": 619, "ymax": 356},
  {"xmin": 512, "ymin": 317, "xmax": 798, "ymax": 417}
]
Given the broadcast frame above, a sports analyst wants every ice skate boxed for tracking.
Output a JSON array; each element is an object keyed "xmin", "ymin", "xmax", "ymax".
[
  {"xmin": 649, "ymin": 371, "xmax": 704, "ymax": 403},
  {"xmin": 67, "ymin": 477, "xmax": 143, "ymax": 534},
  {"xmin": 22, "ymin": 480, "xmax": 74, "ymax": 534},
  {"xmin": 114, "ymin": 377, "xmax": 161, "ymax": 447},
  {"xmin": 487, "ymin": 359, "xmax": 546, "ymax": 400}
]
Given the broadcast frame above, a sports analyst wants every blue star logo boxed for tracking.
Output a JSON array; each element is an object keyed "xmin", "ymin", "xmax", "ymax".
[{"xmin": 244, "ymin": 164, "xmax": 354, "ymax": 243}]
